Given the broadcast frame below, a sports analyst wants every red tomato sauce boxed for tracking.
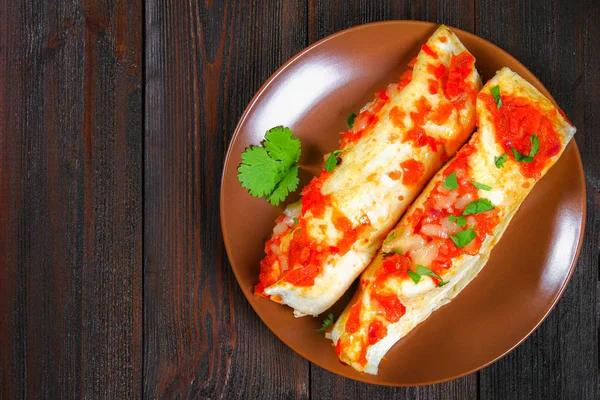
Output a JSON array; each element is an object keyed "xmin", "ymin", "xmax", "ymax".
[
  {"xmin": 400, "ymin": 159, "xmax": 425, "ymax": 185},
  {"xmin": 479, "ymin": 93, "xmax": 562, "ymax": 179}
]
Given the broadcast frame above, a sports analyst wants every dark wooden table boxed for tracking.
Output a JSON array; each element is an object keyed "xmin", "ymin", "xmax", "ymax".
[{"xmin": 1, "ymin": 1, "xmax": 598, "ymax": 399}]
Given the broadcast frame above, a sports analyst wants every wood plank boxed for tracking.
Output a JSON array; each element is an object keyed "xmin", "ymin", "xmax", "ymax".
[
  {"xmin": 476, "ymin": 1, "xmax": 599, "ymax": 399},
  {"xmin": 308, "ymin": 1, "xmax": 477, "ymax": 398},
  {"xmin": 0, "ymin": 0, "xmax": 143, "ymax": 398},
  {"xmin": 143, "ymin": 1, "xmax": 309, "ymax": 398}
]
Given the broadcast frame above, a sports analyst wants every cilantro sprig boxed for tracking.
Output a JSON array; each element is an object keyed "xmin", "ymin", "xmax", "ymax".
[
  {"xmin": 324, "ymin": 150, "xmax": 345, "ymax": 172},
  {"xmin": 443, "ymin": 172, "xmax": 458, "ymax": 190},
  {"xmin": 384, "ymin": 231, "xmax": 398, "ymax": 244},
  {"xmin": 315, "ymin": 313, "xmax": 334, "ymax": 332},
  {"xmin": 347, "ymin": 112, "xmax": 357, "ymax": 128},
  {"xmin": 450, "ymin": 226, "xmax": 476, "ymax": 248},
  {"xmin": 495, "ymin": 154, "xmax": 508, "ymax": 169},
  {"xmin": 469, "ymin": 181, "xmax": 492, "ymax": 191},
  {"xmin": 448, "ymin": 215, "xmax": 467, "ymax": 227},
  {"xmin": 407, "ymin": 265, "xmax": 448, "ymax": 286},
  {"xmin": 238, "ymin": 126, "xmax": 301, "ymax": 206},
  {"xmin": 491, "ymin": 85, "xmax": 502, "ymax": 109},
  {"xmin": 463, "ymin": 199, "xmax": 495, "ymax": 215},
  {"xmin": 382, "ymin": 248, "xmax": 403, "ymax": 257},
  {"xmin": 512, "ymin": 134, "xmax": 540, "ymax": 163}
]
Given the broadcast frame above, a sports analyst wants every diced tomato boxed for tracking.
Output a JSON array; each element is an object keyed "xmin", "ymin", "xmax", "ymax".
[
  {"xmin": 407, "ymin": 57, "xmax": 418, "ymax": 69},
  {"xmin": 428, "ymin": 79, "xmax": 439, "ymax": 94},
  {"xmin": 372, "ymin": 292, "xmax": 406, "ymax": 323},
  {"xmin": 421, "ymin": 44, "xmax": 438, "ymax": 59},
  {"xmin": 430, "ymin": 102, "xmax": 454, "ymax": 126},
  {"xmin": 400, "ymin": 159, "xmax": 425, "ymax": 185},
  {"xmin": 345, "ymin": 301, "xmax": 362, "ymax": 334},
  {"xmin": 282, "ymin": 263, "xmax": 319, "ymax": 286},
  {"xmin": 375, "ymin": 89, "xmax": 389, "ymax": 101},
  {"xmin": 389, "ymin": 106, "xmax": 406, "ymax": 128},
  {"xmin": 445, "ymin": 51, "xmax": 476, "ymax": 109},
  {"xmin": 368, "ymin": 320, "xmax": 388, "ymax": 345},
  {"xmin": 301, "ymin": 174, "xmax": 330, "ymax": 218},
  {"xmin": 397, "ymin": 70, "xmax": 413, "ymax": 91}
]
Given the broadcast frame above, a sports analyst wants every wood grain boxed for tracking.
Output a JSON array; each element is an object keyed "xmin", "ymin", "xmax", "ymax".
[
  {"xmin": 308, "ymin": 1, "xmax": 478, "ymax": 398},
  {"xmin": 143, "ymin": 0, "xmax": 309, "ymax": 398},
  {"xmin": 0, "ymin": 0, "xmax": 143, "ymax": 399},
  {"xmin": 476, "ymin": 1, "xmax": 599, "ymax": 399},
  {"xmin": 0, "ymin": 0, "xmax": 598, "ymax": 398}
]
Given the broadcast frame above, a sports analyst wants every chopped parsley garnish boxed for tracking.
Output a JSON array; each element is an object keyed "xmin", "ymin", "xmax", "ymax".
[
  {"xmin": 469, "ymin": 181, "xmax": 492, "ymax": 191},
  {"xmin": 463, "ymin": 199, "xmax": 495, "ymax": 215},
  {"xmin": 448, "ymin": 215, "xmax": 467, "ymax": 227},
  {"xmin": 315, "ymin": 313, "xmax": 334, "ymax": 332},
  {"xmin": 490, "ymin": 85, "xmax": 502, "ymax": 109},
  {"xmin": 384, "ymin": 231, "xmax": 397, "ymax": 244},
  {"xmin": 450, "ymin": 226, "xmax": 476, "ymax": 248},
  {"xmin": 512, "ymin": 134, "xmax": 539, "ymax": 163},
  {"xmin": 382, "ymin": 248, "xmax": 403, "ymax": 257},
  {"xmin": 347, "ymin": 112, "xmax": 357, "ymax": 128},
  {"xmin": 324, "ymin": 150, "xmax": 345, "ymax": 172},
  {"xmin": 495, "ymin": 154, "xmax": 508, "ymax": 169},
  {"xmin": 407, "ymin": 270, "xmax": 421, "ymax": 284},
  {"xmin": 238, "ymin": 126, "xmax": 301, "ymax": 206},
  {"xmin": 443, "ymin": 172, "xmax": 458, "ymax": 190}
]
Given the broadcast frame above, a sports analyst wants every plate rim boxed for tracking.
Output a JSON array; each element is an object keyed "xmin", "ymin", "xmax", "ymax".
[{"xmin": 219, "ymin": 20, "xmax": 587, "ymax": 386}]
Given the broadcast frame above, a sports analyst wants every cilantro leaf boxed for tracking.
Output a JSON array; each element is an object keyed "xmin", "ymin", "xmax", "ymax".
[
  {"xmin": 443, "ymin": 171, "xmax": 458, "ymax": 190},
  {"xmin": 463, "ymin": 198, "xmax": 495, "ymax": 215},
  {"xmin": 315, "ymin": 313, "xmax": 334, "ymax": 332},
  {"xmin": 416, "ymin": 265, "xmax": 443, "ymax": 281},
  {"xmin": 382, "ymin": 248, "xmax": 403, "ymax": 257},
  {"xmin": 266, "ymin": 165, "xmax": 300, "ymax": 206},
  {"xmin": 450, "ymin": 226, "xmax": 476, "ymax": 248},
  {"xmin": 529, "ymin": 134, "xmax": 540, "ymax": 157},
  {"xmin": 495, "ymin": 154, "xmax": 508, "ymax": 169},
  {"xmin": 324, "ymin": 150, "xmax": 345, "ymax": 173},
  {"xmin": 512, "ymin": 134, "xmax": 540, "ymax": 164},
  {"xmin": 438, "ymin": 280, "xmax": 449, "ymax": 287},
  {"xmin": 347, "ymin": 112, "xmax": 357, "ymax": 128},
  {"xmin": 448, "ymin": 215, "xmax": 467, "ymax": 227},
  {"xmin": 512, "ymin": 148, "xmax": 534, "ymax": 163},
  {"xmin": 238, "ymin": 126, "xmax": 302, "ymax": 206},
  {"xmin": 263, "ymin": 126, "xmax": 301, "ymax": 167},
  {"xmin": 408, "ymin": 270, "xmax": 421, "ymax": 284},
  {"xmin": 384, "ymin": 231, "xmax": 397, "ymax": 244},
  {"xmin": 491, "ymin": 85, "xmax": 502, "ymax": 109},
  {"xmin": 469, "ymin": 181, "xmax": 492, "ymax": 191},
  {"xmin": 238, "ymin": 146, "xmax": 283, "ymax": 197}
]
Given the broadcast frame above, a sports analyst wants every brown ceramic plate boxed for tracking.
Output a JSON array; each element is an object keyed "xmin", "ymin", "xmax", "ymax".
[{"xmin": 220, "ymin": 21, "xmax": 585, "ymax": 385}]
